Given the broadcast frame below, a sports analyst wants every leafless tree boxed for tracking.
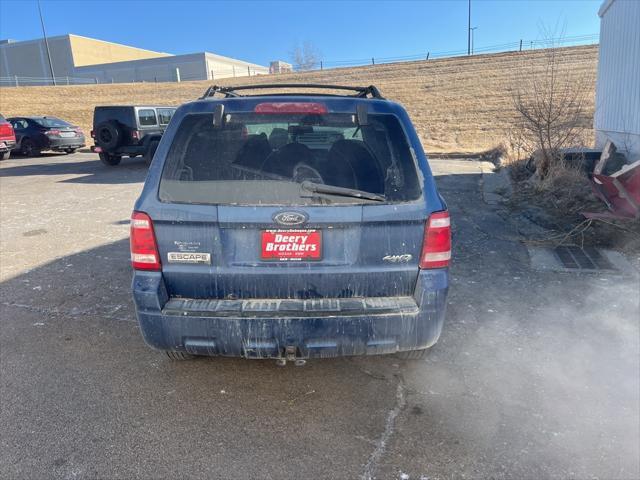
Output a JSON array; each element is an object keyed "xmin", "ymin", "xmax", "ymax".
[
  {"xmin": 290, "ymin": 42, "xmax": 323, "ymax": 71},
  {"xmin": 510, "ymin": 32, "xmax": 593, "ymax": 177}
]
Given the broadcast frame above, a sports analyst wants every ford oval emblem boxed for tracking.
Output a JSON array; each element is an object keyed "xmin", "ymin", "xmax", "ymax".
[{"xmin": 273, "ymin": 211, "xmax": 308, "ymax": 226}]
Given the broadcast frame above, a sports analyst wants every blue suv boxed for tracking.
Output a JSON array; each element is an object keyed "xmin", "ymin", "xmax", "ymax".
[{"xmin": 130, "ymin": 84, "xmax": 450, "ymax": 363}]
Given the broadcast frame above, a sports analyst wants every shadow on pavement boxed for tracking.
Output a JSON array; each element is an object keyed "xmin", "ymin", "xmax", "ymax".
[
  {"xmin": 0, "ymin": 155, "xmax": 148, "ymax": 185},
  {"xmin": 0, "ymin": 238, "xmax": 404, "ymax": 479}
]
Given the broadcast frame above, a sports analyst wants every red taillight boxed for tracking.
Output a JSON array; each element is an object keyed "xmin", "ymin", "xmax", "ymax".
[
  {"xmin": 90, "ymin": 129, "xmax": 95, "ymax": 138},
  {"xmin": 0, "ymin": 122, "xmax": 13, "ymax": 137},
  {"xmin": 130, "ymin": 211, "xmax": 161, "ymax": 271},
  {"xmin": 254, "ymin": 102, "xmax": 328, "ymax": 114},
  {"xmin": 131, "ymin": 130, "xmax": 141, "ymax": 140},
  {"xmin": 45, "ymin": 129, "xmax": 61, "ymax": 136},
  {"xmin": 419, "ymin": 211, "xmax": 451, "ymax": 269}
]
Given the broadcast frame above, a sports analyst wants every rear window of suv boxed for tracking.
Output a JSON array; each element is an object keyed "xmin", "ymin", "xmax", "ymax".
[
  {"xmin": 35, "ymin": 117, "xmax": 70, "ymax": 128},
  {"xmin": 159, "ymin": 111, "xmax": 421, "ymax": 205}
]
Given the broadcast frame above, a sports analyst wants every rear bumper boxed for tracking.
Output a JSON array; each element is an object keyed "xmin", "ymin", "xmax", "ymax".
[
  {"xmin": 91, "ymin": 144, "xmax": 146, "ymax": 155},
  {"xmin": 0, "ymin": 139, "xmax": 16, "ymax": 152},
  {"xmin": 132, "ymin": 270, "xmax": 448, "ymax": 359},
  {"xmin": 48, "ymin": 137, "xmax": 85, "ymax": 150}
]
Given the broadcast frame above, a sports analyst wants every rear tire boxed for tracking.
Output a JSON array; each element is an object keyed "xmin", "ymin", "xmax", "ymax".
[
  {"xmin": 165, "ymin": 351, "xmax": 195, "ymax": 360},
  {"xmin": 144, "ymin": 140, "xmax": 159, "ymax": 165},
  {"xmin": 64, "ymin": 148, "xmax": 77, "ymax": 154},
  {"xmin": 0, "ymin": 151, "xmax": 10, "ymax": 160},
  {"xmin": 20, "ymin": 138, "xmax": 40, "ymax": 157},
  {"xmin": 99, "ymin": 152, "xmax": 121, "ymax": 166},
  {"xmin": 396, "ymin": 347, "xmax": 432, "ymax": 360}
]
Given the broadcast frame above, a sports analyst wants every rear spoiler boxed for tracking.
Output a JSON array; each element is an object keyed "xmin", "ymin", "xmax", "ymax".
[{"xmin": 199, "ymin": 84, "xmax": 384, "ymax": 100}]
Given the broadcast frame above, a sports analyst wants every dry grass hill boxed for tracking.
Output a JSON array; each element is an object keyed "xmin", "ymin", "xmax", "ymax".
[{"xmin": 0, "ymin": 45, "xmax": 598, "ymax": 154}]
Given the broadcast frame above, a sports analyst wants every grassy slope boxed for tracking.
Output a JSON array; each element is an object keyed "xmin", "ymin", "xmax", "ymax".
[{"xmin": 0, "ymin": 45, "xmax": 597, "ymax": 154}]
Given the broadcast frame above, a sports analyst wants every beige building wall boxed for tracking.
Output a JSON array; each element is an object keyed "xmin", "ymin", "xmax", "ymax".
[
  {"xmin": 1, "ymin": 33, "xmax": 268, "ymax": 85},
  {"xmin": 205, "ymin": 54, "xmax": 269, "ymax": 80},
  {"xmin": 0, "ymin": 35, "xmax": 76, "ymax": 79},
  {"xmin": 75, "ymin": 53, "xmax": 207, "ymax": 83},
  {"xmin": 68, "ymin": 34, "xmax": 170, "ymax": 67}
]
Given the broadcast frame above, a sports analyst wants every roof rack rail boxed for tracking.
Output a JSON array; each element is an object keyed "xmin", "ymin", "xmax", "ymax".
[{"xmin": 199, "ymin": 84, "xmax": 384, "ymax": 100}]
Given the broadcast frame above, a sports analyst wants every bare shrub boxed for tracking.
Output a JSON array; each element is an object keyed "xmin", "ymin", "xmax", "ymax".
[
  {"xmin": 290, "ymin": 42, "xmax": 323, "ymax": 71},
  {"xmin": 505, "ymin": 124, "xmax": 536, "ymax": 164},
  {"xmin": 510, "ymin": 154, "xmax": 598, "ymax": 227},
  {"xmin": 510, "ymin": 35, "xmax": 593, "ymax": 177},
  {"xmin": 537, "ymin": 159, "xmax": 593, "ymax": 210}
]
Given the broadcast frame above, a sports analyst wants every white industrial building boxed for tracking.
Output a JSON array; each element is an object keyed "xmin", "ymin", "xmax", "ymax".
[
  {"xmin": 0, "ymin": 34, "xmax": 269, "ymax": 85},
  {"xmin": 75, "ymin": 51, "xmax": 268, "ymax": 83},
  {"xmin": 594, "ymin": 0, "xmax": 640, "ymax": 159}
]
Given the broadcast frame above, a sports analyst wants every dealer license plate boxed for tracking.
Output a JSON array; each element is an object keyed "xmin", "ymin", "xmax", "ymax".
[{"xmin": 261, "ymin": 229, "xmax": 322, "ymax": 261}]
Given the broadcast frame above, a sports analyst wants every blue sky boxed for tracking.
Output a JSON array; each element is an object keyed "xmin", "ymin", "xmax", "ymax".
[{"xmin": 0, "ymin": 0, "xmax": 601, "ymax": 65}]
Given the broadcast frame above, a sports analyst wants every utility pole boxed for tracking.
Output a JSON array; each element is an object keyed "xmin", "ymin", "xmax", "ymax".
[
  {"xmin": 470, "ymin": 27, "xmax": 478, "ymax": 55},
  {"xmin": 467, "ymin": 0, "xmax": 471, "ymax": 55},
  {"xmin": 37, "ymin": 0, "xmax": 56, "ymax": 85}
]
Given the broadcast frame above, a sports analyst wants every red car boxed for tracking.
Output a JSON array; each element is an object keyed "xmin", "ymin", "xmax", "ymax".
[{"xmin": 0, "ymin": 114, "xmax": 16, "ymax": 160}]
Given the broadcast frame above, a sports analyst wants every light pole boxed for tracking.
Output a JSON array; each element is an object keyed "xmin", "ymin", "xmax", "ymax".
[
  {"xmin": 467, "ymin": 0, "xmax": 471, "ymax": 55},
  {"xmin": 37, "ymin": 0, "xmax": 56, "ymax": 85},
  {"xmin": 470, "ymin": 27, "xmax": 478, "ymax": 55}
]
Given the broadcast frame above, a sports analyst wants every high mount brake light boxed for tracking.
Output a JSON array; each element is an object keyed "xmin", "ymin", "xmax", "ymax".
[
  {"xmin": 130, "ymin": 211, "xmax": 161, "ymax": 271},
  {"xmin": 254, "ymin": 102, "xmax": 328, "ymax": 114},
  {"xmin": 419, "ymin": 211, "xmax": 451, "ymax": 269}
]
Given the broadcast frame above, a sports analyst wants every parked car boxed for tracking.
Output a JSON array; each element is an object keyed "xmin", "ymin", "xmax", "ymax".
[
  {"xmin": 91, "ymin": 105, "xmax": 176, "ymax": 166},
  {"xmin": 130, "ymin": 84, "xmax": 450, "ymax": 363},
  {"xmin": 0, "ymin": 114, "xmax": 16, "ymax": 160},
  {"xmin": 8, "ymin": 116, "xmax": 85, "ymax": 156}
]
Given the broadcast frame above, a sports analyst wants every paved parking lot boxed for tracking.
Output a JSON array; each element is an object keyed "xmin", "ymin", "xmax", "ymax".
[{"xmin": 1, "ymin": 152, "xmax": 638, "ymax": 479}]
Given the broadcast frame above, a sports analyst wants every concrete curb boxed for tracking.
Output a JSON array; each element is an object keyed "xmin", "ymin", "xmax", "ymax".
[
  {"xmin": 480, "ymin": 162, "xmax": 512, "ymax": 206},
  {"xmin": 478, "ymin": 162, "xmax": 550, "ymax": 237}
]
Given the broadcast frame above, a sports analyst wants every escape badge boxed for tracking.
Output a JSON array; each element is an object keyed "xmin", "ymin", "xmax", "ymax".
[{"xmin": 167, "ymin": 252, "xmax": 211, "ymax": 264}]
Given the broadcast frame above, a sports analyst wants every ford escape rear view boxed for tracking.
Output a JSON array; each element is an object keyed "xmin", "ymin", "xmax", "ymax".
[{"xmin": 130, "ymin": 84, "xmax": 450, "ymax": 362}]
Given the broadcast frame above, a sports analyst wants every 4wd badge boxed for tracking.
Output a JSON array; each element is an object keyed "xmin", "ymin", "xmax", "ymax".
[
  {"xmin": 167, "ymin": 252, "xmax": 211, "ymax": 264},
  {"xmin": 383, "ymin": 254, "xmax": 413, "ymax": 263}
]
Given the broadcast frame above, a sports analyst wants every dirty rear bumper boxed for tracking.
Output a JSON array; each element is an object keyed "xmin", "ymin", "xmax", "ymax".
[
  {"xmin": 48, "ymin": 137, "xmax": 86, "ymax": 150},
  {"xmin": 132, "ymin": 270, "xmax": 448, "ymax": 358}
]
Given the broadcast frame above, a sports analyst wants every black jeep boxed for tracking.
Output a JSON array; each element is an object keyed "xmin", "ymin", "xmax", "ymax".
[{"xmin": 91, "ymin": 106, "xmax": 176, "ymax": 166}]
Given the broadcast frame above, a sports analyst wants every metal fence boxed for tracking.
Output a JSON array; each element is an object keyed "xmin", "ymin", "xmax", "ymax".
[
  {"xmin": 313, "ymin": 33, "xmax": 600, "ymax": 70},
  {"xmin": 0, "ymin": 75, "xmax": 98, "ymax": 86},
  {"xmin": 0, "ymin": 65, "xmax": 270, "ymax": 87},
  {"xmin": 0, "ymin": 33, "xmax": 599, "ymax": 87}
]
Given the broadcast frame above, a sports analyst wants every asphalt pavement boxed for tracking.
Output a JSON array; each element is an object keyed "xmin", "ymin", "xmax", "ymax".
[{"xmin": 1, "ymin": 152, "xmax": 638, "ymax": 479}]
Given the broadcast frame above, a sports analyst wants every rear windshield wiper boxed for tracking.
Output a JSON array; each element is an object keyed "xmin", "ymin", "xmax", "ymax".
[{"xmin": 300, "ymin": 181, "xmax": 386, "ymax": 202}]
